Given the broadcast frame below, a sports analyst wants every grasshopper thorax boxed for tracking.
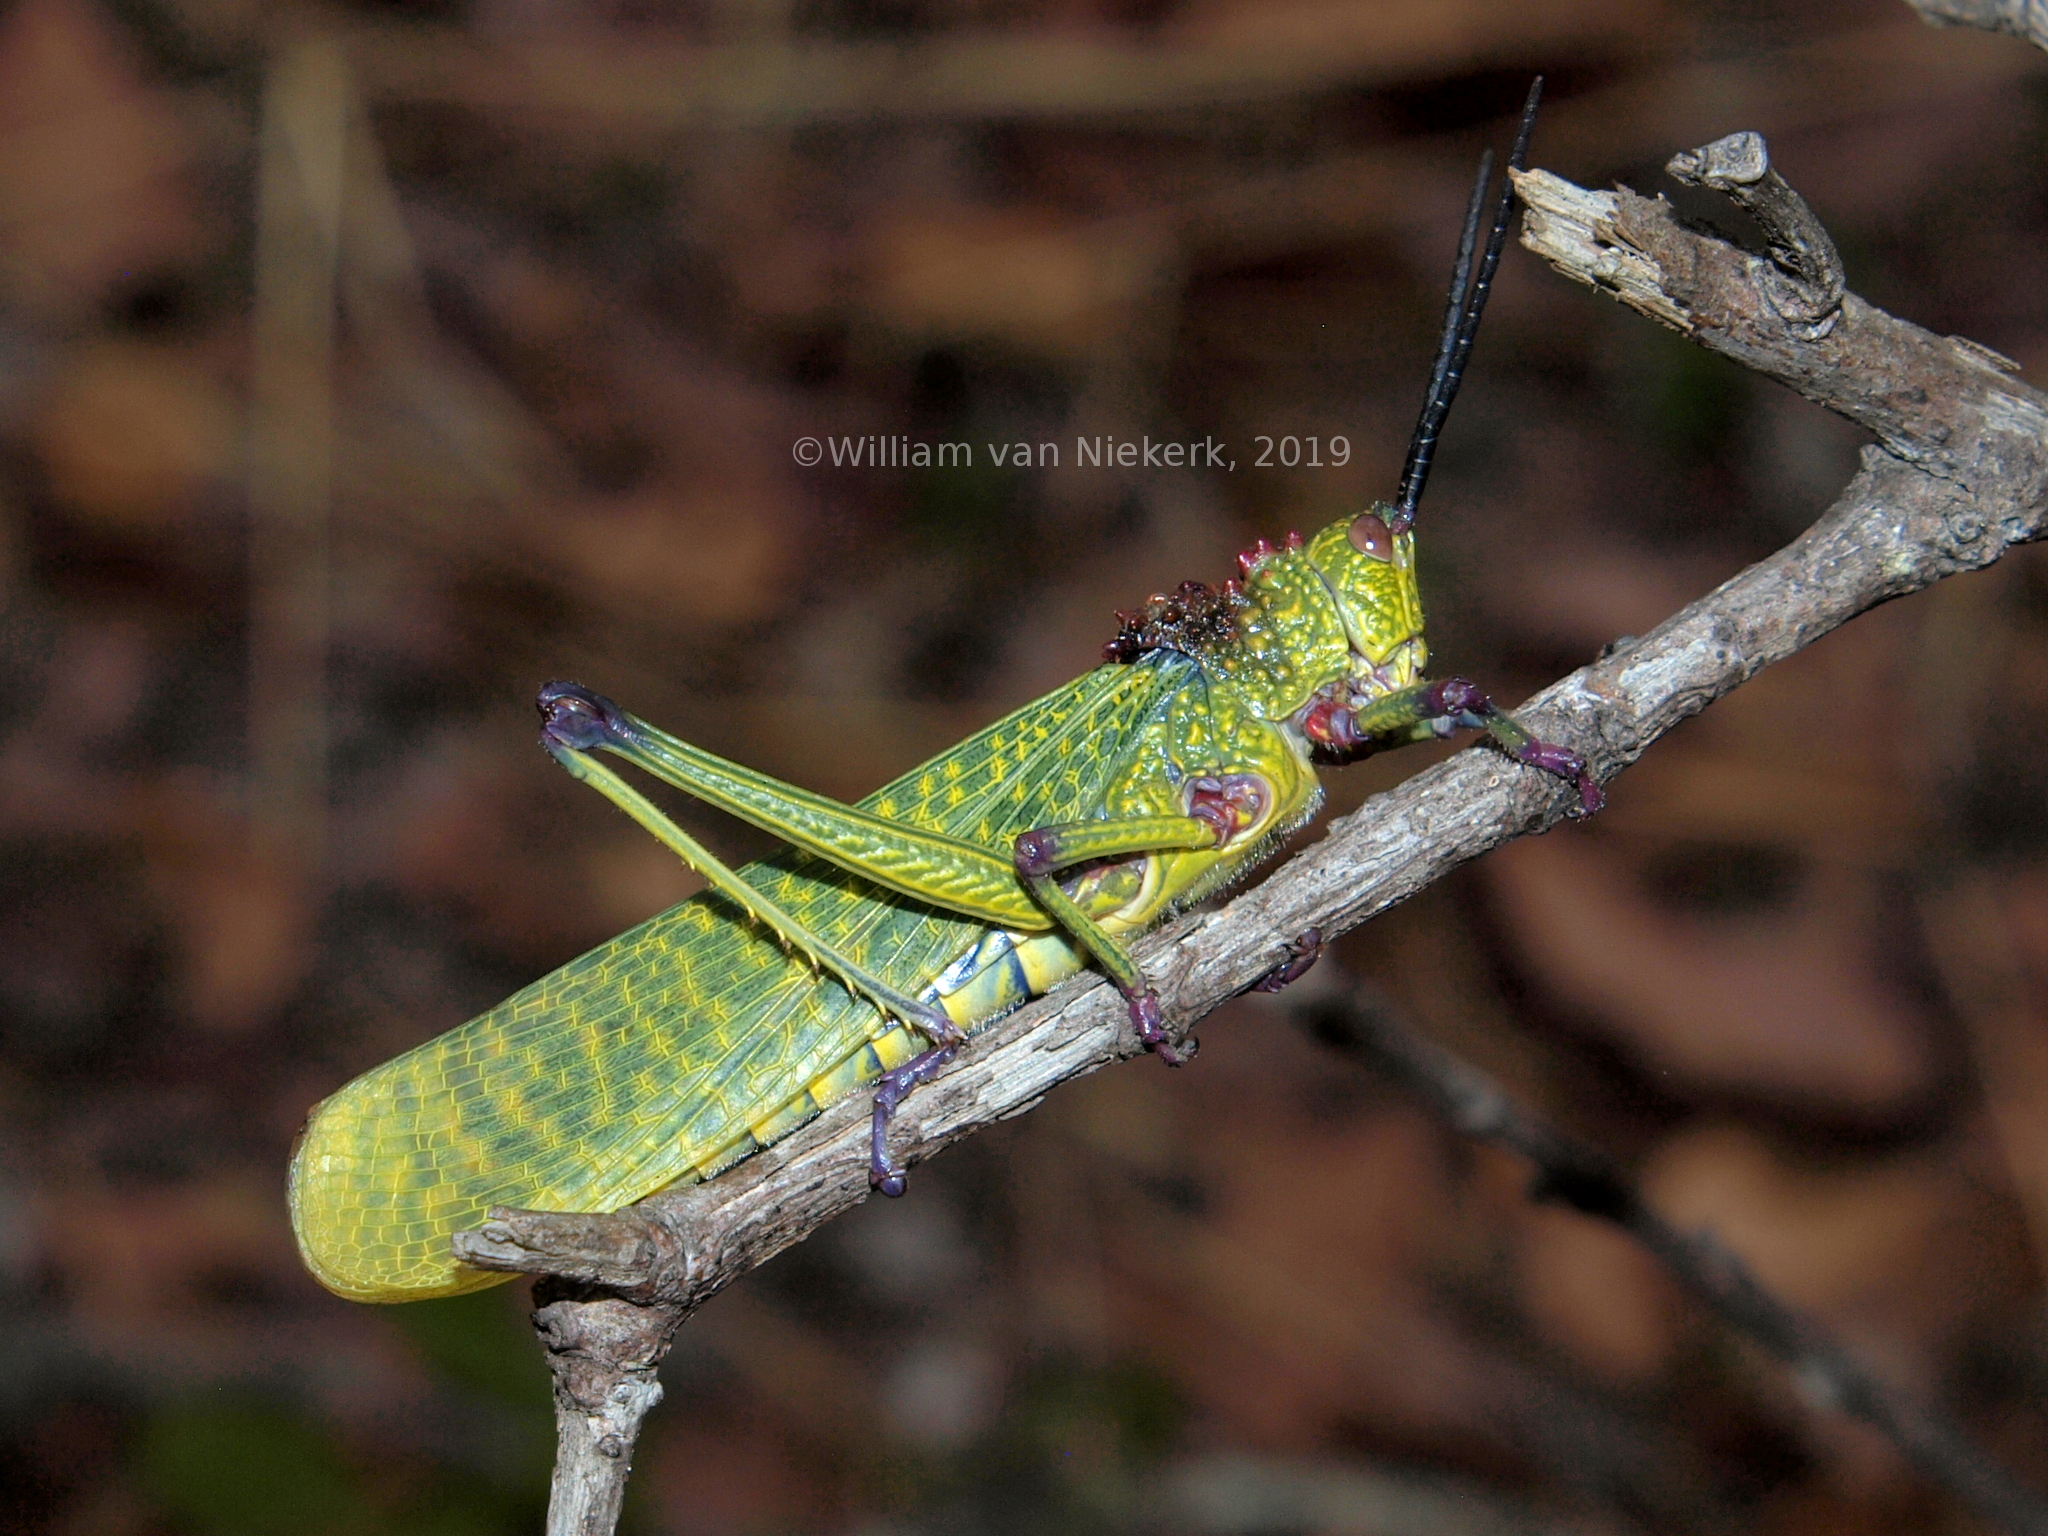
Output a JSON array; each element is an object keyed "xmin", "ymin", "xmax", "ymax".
[{"xmin": 1099, "ymin": 508, "xmax": 1429, "ymax": 725}]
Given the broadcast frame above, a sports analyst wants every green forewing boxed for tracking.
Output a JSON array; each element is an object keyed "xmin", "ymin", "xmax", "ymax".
[{"xmin": 290, "ymin": 656, "xmax": 1195, "ymax": 1300}]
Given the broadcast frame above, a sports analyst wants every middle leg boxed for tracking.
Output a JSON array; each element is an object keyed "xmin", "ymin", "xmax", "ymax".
[{"xmin": 1012, "ymin": 791, "xmax": 1267, "ymax": 1064}]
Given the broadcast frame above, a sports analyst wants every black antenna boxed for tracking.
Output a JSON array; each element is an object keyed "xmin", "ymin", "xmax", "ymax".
[
  {"xmin": 1391, "ymin": 76, "xmax": 1542, "ymax": 532},
  {"xmin": 1415, "ymin": 150, "xmax": 1492, "ymax": 471}
]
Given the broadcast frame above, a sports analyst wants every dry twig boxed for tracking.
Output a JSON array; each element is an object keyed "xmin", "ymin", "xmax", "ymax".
[
  {"xmin": 448, "ymin": 66, "xmax": 2048, "ymax": 1536},
  {"xmin": 1907, "ymin": 0, "xmax": 2048, "ymax": 52}
]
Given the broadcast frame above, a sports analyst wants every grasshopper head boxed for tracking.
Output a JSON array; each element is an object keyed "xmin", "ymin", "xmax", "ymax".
[{"xmin": 1303, "ymin": 509, "xmax": 1428, "ymax": 693}]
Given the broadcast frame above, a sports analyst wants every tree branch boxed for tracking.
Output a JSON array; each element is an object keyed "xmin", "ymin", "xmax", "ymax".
[
  {"xmin": 1512, "ymin": 155, "xmax": 2047, "ymax": 493},
  {"xmin": 528, "ymin": 1279, "xmax": 680, "ymax": 1536},
  {"xmin": 454, "ymin": 135, "xmax": 2048, "ymax": 1534},
  {"xmin": 1295, "ymin": 983, "xmax": 2048, "ymax": 1536},
  {"xmin": 1905, "ymin": 0, "xmax": 2048, "ymax": 54}
]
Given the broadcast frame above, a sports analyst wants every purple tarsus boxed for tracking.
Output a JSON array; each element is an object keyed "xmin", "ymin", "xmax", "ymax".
[
  {"xmin": 1129, "ymin": 990, "xmax": 1189, "ymax": 1066},
  {"xmin": 870, "ymin": 1042, "xmax": 959, "ymax": 1196},
  {"xmin": 1253, "ymin": 927, "xmax": 1324, "ymax": 992},
  {"xmin": 1423, "ymin": 676, "xmax": 1605, "ymax": 818},
  {"xmin": 1515, "ymin": 740, "xmax": 1605, "ymax": 816}
]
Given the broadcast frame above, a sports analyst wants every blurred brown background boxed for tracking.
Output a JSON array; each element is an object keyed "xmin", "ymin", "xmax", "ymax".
[{"xmin": 3, "ymin": 0, "xmax": 2048, "ymax": 1532}]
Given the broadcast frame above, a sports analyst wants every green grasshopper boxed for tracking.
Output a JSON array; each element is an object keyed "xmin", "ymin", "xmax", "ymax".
[{"xmin": 289, "ymin": 82, "xmax": 1597, "ymax": 1302}]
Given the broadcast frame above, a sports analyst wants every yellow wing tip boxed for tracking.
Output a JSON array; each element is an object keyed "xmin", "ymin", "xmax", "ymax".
[
  {"xmin": 294, "ymin": 1228, "xmax": 515, "ymax": 1303},
  {"xmin": 288, "ymin": 1185, "xmax": 515, "ymax": 1303},
  {"xmin": 288, "ymin": 1097, "xmax": 514, "ymax": 1305}
]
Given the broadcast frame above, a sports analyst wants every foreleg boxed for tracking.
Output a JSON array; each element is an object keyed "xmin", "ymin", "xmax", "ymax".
[{"xmin": 1304, "ymin": 678, "xmax": 1603, "ymax": 815}]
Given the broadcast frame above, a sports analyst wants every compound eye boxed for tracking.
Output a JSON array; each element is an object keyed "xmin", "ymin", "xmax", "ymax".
[{"xmin": 1348, "ymin": 512, "xmax": 1392, "ymax": 561}]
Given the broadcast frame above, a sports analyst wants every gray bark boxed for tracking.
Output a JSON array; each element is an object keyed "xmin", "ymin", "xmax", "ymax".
[{"xmin": 1906, "ymin": 0, "xmax": 2048, "ymax": 52}]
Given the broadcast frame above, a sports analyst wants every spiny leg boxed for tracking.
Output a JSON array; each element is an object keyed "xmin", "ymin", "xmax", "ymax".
[
  {"xmin": 540, "ymin": 687, "xmax": 963, "ymax": 1049},
  {"xmin": 874, "ymin": 802, "xmax": 1244, "ymax": 1194},
  {"xmin": 1018, "ymin": 860, "xmax": 1188, "ymax": 1065},
  {"xmin": 1308, "ymin": 678, "xmax": 1603, "ymax": 815}
]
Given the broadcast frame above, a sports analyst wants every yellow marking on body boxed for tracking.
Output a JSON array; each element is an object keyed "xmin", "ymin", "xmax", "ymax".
[{"xmin": 1015, "ymin": 932, "xmax": 1083, "ymax": 993}]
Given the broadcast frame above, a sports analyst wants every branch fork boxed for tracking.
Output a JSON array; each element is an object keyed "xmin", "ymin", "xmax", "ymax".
[
  {"xmin": 1512, "ymin": 149, "xmax": 2048, "ymax": 500},
  {"xmin": 459, "ymin": 1206, "xmax": 695, "ymax": 1304},
  {"xmin": 1665, "ymin": 130, "xmax": 1845, "ymax": 338}
]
